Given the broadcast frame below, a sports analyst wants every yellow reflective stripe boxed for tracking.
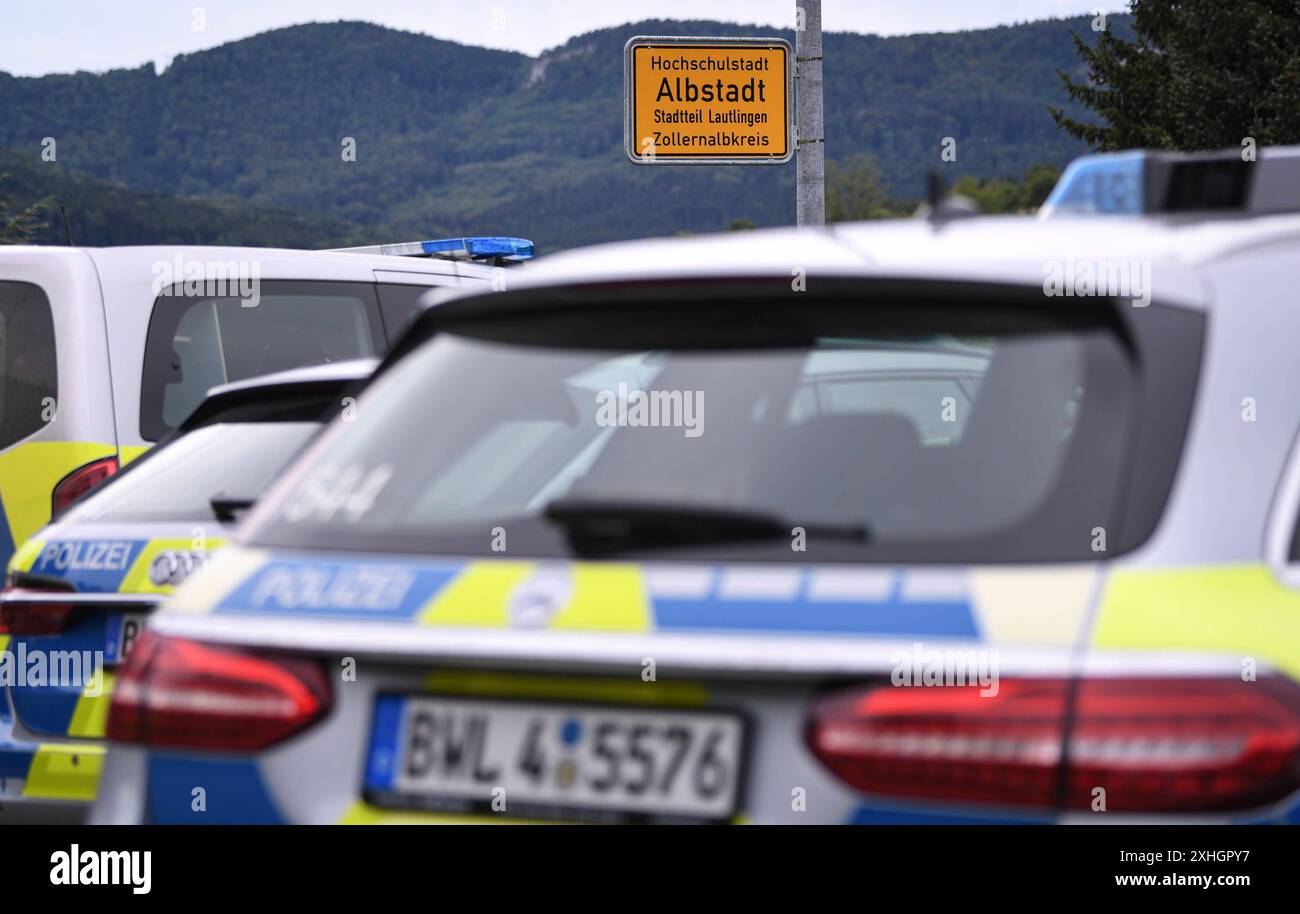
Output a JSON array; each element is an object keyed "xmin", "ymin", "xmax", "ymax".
[
  {"xmin": 21, "ymin": 743, "xmax": 105, "ymax": 801},
  {"xmin": 8, "ymin": 537, "xmax": 46, "ymax": 575},
  {"xmin": 338, "ymin": 801, "xmax": 544, "ymax": 825},
  {"xmin": 420, "ymin": 561, "xmax": 535, "ymax": 627},
  {"xmin": 0, "ymin": 634, "xmax": 8, "ymax": 654},
  {"xmin": 969, "ymin": 565, "xmax": 1097, "ymax": 645},
  {"xmin": 550, "ymin": 564, "xmax": 651, "ymax": 632},
  {"xmin": 338, "ymin": 801, "xmax": 742, "ymax": 825},
  {"xmin": 118, "ymin": 537, "xmax": 227, "ymax": 595},
  {"xmin": 167, "ymin": 545, "xmax": 268, "ymax": 614},
  {"xmin": 118, "ymin": 445, "xmax": 152, "ymax": 467},
  {"xmin": 0, "ymin": 441, "xmax": 117, "ymax": 550},
  {"xmin": 424, "ymin": 670, "xmax": 707, "ymax": 707},
  {"xmin": 419, "ymin": 562, "xmax": 652, "ymax": 632},
  {"xmin": 1093, "ymin": 564, "xmax": 1300, "ymax": 679},
  {"xmin": 67, "ymin": 669, "xmax": 116, "ymax": 739}
]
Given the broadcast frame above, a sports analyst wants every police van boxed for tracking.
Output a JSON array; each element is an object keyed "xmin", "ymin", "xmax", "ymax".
[{"xmin": 0, "ymin": 237, "xmax": 530, "ymax": 572}]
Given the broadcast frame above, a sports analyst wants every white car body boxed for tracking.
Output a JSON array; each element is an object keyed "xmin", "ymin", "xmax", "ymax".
[
  {"xmin": 90, "ymin": 158, "xmax": 1300, "ymax": 825},
  {"xmin": 0, "ymin": 244, "xmax": 493, "ymax": 573}
]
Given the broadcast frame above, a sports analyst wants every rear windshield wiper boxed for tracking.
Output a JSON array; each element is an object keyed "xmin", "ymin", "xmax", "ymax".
[
  {"xmin": 210, "ymin": 493, "xmax": 257, "ymax": 523},
  {"xmin": 541, "ymin": 497, "xmax": 869, "ymax": 555}
]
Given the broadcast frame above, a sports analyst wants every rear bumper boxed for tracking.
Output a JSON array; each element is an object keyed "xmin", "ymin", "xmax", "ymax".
[
  {"xmin": 0, "ymin": 791, "xmax": 89, "ymax": 823},
  {"xmin": 0, "ymin": 734, "xmax": 103, "ymax": 818},
  {"xmin": 86, "ymin": 746, "xmax": 146, "ymax": 824}
]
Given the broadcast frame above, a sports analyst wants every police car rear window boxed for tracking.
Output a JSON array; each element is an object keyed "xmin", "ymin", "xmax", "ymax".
[
  {"xmin": 140, "ymin": 281, "xmax": 383, "ymax": 441},
  {"xmin": 244, "ymin": 286, "xmax": 1202, "ymax": 564},
  {"xmin": 61, "ymin": 422, "xmax": 317, "ymax": 525}
]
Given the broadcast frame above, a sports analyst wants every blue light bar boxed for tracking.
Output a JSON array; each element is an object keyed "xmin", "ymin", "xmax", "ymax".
[
  {"xmin": 1041, "ymin": 151, "xmax": 1146, "ymax": 217},
  {"xmin": 330, "ymin": 236, "xmax": 535, "ymax": 261},
  {"xmin": 1041, "ymin": 144, "xmax": 1300, "ymax": 218},
  {"xmin": 420, "ymin": 236, "xmax": 535, "ymax": 260}
]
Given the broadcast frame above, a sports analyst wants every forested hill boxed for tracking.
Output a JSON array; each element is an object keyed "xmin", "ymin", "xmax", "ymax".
[{"xmin": 0, "ymin": 16, "xmax": 1121, "ymax": 250}]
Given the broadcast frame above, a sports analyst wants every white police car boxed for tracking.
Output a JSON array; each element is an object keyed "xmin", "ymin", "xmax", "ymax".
[
  {"xmin": 93, "ymin": 148, "xmax": 1300, "ymax": 825},
  {"xmin": 0, "ymin": 359, "xmax": 374, "ymax": 820}
]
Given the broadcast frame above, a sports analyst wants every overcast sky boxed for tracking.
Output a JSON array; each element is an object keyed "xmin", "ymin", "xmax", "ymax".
[{"xmin": 1, "ymin": 0, "xmax": 1127, "ymax": 77}]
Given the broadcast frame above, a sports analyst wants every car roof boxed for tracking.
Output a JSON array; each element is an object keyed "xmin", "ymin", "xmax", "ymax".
[
  {"xmin": 0, "ymin": 244, "xmax": 483, "ymax": 281},
  {"xmin": 501, "ymin": 211, "xmax": 1300, "ymax": 312}
]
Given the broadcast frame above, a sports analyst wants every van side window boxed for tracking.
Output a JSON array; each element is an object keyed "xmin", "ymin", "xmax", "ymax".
[
  {"xmin": 139, "ymin": 281, "xmax": 383, "ymax": 441},
  {"xmin": 0, "ymin": 282, "xmax": 57, "ymax": 450},
  {"xmin": 377, "ymin": 283, "xmax": 451, "ymax": 342}
]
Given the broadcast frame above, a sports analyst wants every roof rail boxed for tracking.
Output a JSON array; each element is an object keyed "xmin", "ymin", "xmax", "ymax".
[
  {"xmin": 1041, "ymin": 145, "xmax": 1300, "ymax": 218},
  {"xmin": 330, "ymin": 236, "xmax": 534, "ymax": 263}
]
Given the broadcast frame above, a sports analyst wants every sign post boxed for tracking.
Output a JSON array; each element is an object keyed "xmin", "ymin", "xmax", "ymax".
[
  {"xmin": 624, "ymin": 36, "xmax": 793, "ymax": 166},
  {"xmin": 795, "ymin": 0, "xmax": 825, "ymax": 225}
]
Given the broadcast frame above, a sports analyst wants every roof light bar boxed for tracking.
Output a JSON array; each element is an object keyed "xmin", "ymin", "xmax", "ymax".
[
  {"xmin": 1041, "ymin": 151, "xmax": 1146, "ymax": 216},
  {"xmin": 330, "ymin": 236, "xmax": 534, "ymax": 262},
  {"xmin": 1041, "ymin": 145, "xmax": 1300, "ymax": 218}
]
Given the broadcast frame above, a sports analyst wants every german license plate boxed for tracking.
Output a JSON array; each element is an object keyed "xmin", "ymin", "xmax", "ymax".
[
  {"xmin": 364, "ymin": 695, "xmax": 746, "ymax": 823},
  {"xmin": 104, "ymin": 612, "xmax": 148, "ymax": 664}
]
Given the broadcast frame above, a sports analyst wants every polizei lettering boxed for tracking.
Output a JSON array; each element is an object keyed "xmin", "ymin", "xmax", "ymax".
[{"xmin": 34, "ymin": 540, "xmax": 135, "ymax": 573}]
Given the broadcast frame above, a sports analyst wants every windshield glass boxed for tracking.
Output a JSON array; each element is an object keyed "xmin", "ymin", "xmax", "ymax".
[
  {"xmin": 244, "ymin": 298, "xmax": 1140, "ymax": 563},
  {"xmin": 63, "ymin": 422, "xmax": 319, "ymax": 525}
]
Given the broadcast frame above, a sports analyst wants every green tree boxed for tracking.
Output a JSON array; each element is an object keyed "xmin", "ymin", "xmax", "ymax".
[
  {"xmin": 1052, "ymin": 1, "xmax": 1300, "ymax": 151},
  {"xmin": 952, "ymin": 164, "xmax": 1062, "ymax": 214},
  {"xmin": 0, "ymin": 180, "xmax": 49, "ymax": 244},
  {"xmin": 827, "ymin": 158, "xmax": 1060, "ymax": 220},
  {"xmin": 826, "ymin": 156, "xmax": 912, "ymax": 222}
]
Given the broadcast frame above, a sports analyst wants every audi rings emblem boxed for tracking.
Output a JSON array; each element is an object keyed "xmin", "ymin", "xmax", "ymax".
[{"xmin": 148, "ymin": 550, "xmax": 206, "ymax": 587}]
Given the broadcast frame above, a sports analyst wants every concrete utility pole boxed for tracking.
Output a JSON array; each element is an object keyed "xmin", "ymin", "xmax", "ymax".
[{"xmin": 795, "ymin": 0, "xmax": 825, "ymax": 226}]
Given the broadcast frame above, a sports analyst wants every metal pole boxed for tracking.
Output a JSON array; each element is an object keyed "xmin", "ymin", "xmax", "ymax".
[{"xmin": 795, "ymin": 0, "xmax": 825, "ymax": 226}]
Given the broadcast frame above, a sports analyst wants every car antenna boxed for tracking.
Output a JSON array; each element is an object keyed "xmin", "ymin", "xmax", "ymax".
[
  {"xmin": 926, "ymin": 170, "xmax": 945, "ymax": 208},
  {"xmin": 916, "ymin": 169, "xmax": 979, "ymax": 226},
  {"xmin": 60, "ymin": 206, "xmax": 73, "ymax": 245}
]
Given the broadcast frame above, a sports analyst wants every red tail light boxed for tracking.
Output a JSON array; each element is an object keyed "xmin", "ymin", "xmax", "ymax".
[
  {"xmin": 1063, "ymin": 677, "xmax": 1300, "ymax": 812},
  {"xmin": 808, "ymin": 678, "xmax": 1068, "ymax": 808},
  {"xmin": 807, "ymin": 676, "xmax": 1300, "ymax": 813},
  {"xmin": 107, "ymin": 631, "xmax": 331, "ymax": 751},
  {"xmin": 52, "ymin": 456, "xmax": 119, "ymax": 516},
  {"xmin": 0, "ymin": 588, "xmax": 81, "ymax": 634}
]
